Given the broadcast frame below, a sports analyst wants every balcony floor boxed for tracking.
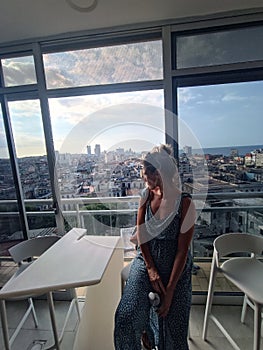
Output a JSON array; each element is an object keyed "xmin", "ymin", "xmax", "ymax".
[{"xmin": 0, "ymin": 299, "xmax": 262, "ymax": 350}]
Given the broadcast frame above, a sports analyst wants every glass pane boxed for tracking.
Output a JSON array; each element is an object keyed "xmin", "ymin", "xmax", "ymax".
[
  {"xmin": 0, "ymin": 109, "xmax": 23, "ymax": 247},
  {"xmin": 1, "ymin": 55, "xmax": 37, "ymax": 87},
  {"xmin": 178, "ymin": 80, "xmax": 263, "ymax": 251},
  {"xmin": 8, "ymin": 100, "xmax": 56, "ymax": 235},
  {"xmin": 49, "ymin": 89, "xmax": 165, "ymax": 234},
  {"xmin": 176, "ymin": 26, "xmax": 263, "ymax": 69},
  {"xmin": 43, "ymin": 40, "xmax": 163, "ymax": 88}
]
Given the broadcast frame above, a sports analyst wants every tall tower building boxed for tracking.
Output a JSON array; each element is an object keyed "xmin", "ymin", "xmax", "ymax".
[
  {"xmin": 87, "ymin": 145, "xmax": 92, "ymax": 155},
  {"xmin": 94, "ymin": 144, "xmax": 101, "ymax": 157}
]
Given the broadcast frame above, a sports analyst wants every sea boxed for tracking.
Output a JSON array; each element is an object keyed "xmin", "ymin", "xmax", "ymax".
[{"xmin": 181, "ymin": 144, "xmax": 263, "ymax": 157}]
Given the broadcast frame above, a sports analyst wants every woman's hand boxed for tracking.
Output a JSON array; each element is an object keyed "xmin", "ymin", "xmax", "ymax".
[
  {"xmin": 147, "ymin": 267, "xmax": 166, "ymax": 295},
  {"xmin": 129, "ymin": 233, "xmax": 138, "ymax": 245},
  {"xmin": 157, "ymin": 288, "xmax": 173, "ymax": 318}
]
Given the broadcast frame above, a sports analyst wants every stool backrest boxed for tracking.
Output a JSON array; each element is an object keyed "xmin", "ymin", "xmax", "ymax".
[
  {"xmin": 9, "ymin": 235, "xmax": 60, "ymax": 263},
  {"xmin": 214, "ymin": 233, "xmax": 263, "ymax": 259}
]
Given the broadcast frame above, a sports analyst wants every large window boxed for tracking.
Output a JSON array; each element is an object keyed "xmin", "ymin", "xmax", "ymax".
[
  {"xmin": 178, "ymin": 81, "xmax": 263, "ymax": 153},
  {"xmin": 8, "ymin": 100, "xmax": 55, "ymax": 232},
  {"xmin": 43, "ymin": 40, "xmax": 163, "ymax": 88},
  {"xmin": 49, "ymin": 90, "xmax": 164, "ymax": 154},
  {"xmin": 9, "ymin": 100, "xmax": 47, "ymax": 159},
  {"xmin": 0, "ymin": 14, "xmax": 263, "ymax": 261},
  {"xmin": 0, "ymin": 110, "xmax": 23, "ymax": 243},
  {"xmin": 178, "ymin": 81, "xmax": 263, "ymax": 256},
  {"xmin": 175, "ymin": 25, "xmax": 263, "ymax": 69},
  {"xmin": 0, "ymin": 37, "xmax": 165, "ymax": 241},
  {"xmin": 49, "ymin": 89, "xmax": 165, "ymax": 231}
]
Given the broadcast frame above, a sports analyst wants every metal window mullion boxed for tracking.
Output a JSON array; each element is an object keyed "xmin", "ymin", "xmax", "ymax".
[
  {"xmin": 171, "ymin": 60, "xmax": 263, "ymax": 77},
  {"xmin": 0, "ymin": 84, "xmax": 38, "ymax": 96},
  {"xmin": 40, "ymin": 26, "xmax": 162, "ymax": 53},
  {"xmin": 162, "ymin": 25, "xmax": 179, "ymax": 160},
  {"xmin": 0, "ymin": 44, "xmax": 34, "ymax": 56},
  {"xmin": 0, "ymin": 94, "xmax": 29, "ymax": 239},
  {"xmin": 32, "ymin": 43, "xmax": 65, "ymax": 234},
  {"xmin": 170, "ymin": 9, "xmax": 263, "ymax": 33},
  {"xmin": 46, "ymin": 80, "xmax": 164, "ymax": 99}
]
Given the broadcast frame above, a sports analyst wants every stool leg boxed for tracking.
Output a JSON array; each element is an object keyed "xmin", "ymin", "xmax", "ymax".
[
  {"xmin": 72, "ymin": 289, "xmax": 81, "ymax": 321},
  {"xmin": 202, "ymin": 253, "xmax": 217, "ymax": 341},
  {"xmin": 29, "ymin": 297, "xmax": 39, "ymax": 327},
  {"xmin": 241, "ymin": 294, "xmax": 248, "ymax": 323},
  {"xmin": 253, "ymin": 303, "xmax": 261, "ymax": 350},
  {"xmin": 47, "ymin": 291, "xmax": 60, "ymax": 350},
  {"xmin": 0, "ymin": 300, "xmax": 11, "ymax": 350}
]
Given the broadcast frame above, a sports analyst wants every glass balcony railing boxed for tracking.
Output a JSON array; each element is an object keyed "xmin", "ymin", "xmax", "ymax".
[
  {"xmin": 1, "ymin": 191, "xmax": 263, "ymax": 250},
  {"xmin": 1, "ymin": 191, "xmax": 263, "ymax": 295}
]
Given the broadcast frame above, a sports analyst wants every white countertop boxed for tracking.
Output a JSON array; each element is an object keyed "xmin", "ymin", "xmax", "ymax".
[{"xmin": 0, "ymin": 228, "xmax": 121, "ymax": 299}]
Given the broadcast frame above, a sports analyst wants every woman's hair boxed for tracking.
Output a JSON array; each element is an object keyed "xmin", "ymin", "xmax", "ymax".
[{"xmin": 142, "ymin": 144, "xmax": 178, "ymax": 182}]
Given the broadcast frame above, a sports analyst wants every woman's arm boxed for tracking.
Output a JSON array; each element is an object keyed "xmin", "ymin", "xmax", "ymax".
[
  {"xmin": 137, "ymin": 195, "xmax": 166, "ymax": 295},
  {"xmin": 158, "ymin": 196, "xmax": 196, "ymax": 318},
  {"xmin": 140, "ymin": 243, "xmax": 166, "ymax": 295},
  {"xmin": 130, "ymin": 188, "xmax": 149, "ymax": 245}
]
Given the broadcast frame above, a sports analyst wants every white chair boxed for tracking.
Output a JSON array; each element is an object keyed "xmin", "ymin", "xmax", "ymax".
[
  {"xmin": 202, "ymin": 233, "xmax": 263, "ymax": 350},
  {"xmin": 1, "ymin": 235, "xmax": 81, "ymax": 349},
  {"xmin": 0, "ymin": 235, "xmax": 60, "ymax": 348}
]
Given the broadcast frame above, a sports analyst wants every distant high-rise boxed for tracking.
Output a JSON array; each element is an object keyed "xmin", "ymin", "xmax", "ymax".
[
  {"xmin": 230, "ymin": 149, "xmax": 238, "ymax": 158},
  {"xmin": 183, "ymin": 145, "xmax": 192, "ymax": 157},
  {"xmin": 94, "ymin": 144, "xmax": 101, "ymax": 157},
  {"xmin": 87, "ymin": 145, "xmax": 92, "ymax": 155}
]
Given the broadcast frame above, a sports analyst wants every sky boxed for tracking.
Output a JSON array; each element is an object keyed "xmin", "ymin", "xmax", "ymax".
[
  {"xmin": 178, "ymin": 81, "xmax": 263, "ymax": 149},
  {"xmin": 0, "ymin": 49, "xmax": 263, "ymax": 158}
]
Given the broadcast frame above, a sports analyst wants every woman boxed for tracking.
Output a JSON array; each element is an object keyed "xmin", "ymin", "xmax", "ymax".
[{"xmin": 114, "ymin": 144, "xmax": 195, "ymax": 350}]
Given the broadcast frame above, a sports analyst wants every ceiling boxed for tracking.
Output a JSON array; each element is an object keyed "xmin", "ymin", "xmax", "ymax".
[{"xmin": 1, "ymin": 0, "xmax": 263, "ymax": 45}]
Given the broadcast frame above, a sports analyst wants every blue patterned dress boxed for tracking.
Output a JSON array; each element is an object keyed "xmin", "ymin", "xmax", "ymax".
[{"xmin": 114, "ymin": 192, "xmax": 193, "ymax": 350}]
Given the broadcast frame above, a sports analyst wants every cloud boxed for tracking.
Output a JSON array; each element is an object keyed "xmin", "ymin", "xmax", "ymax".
[
  {"xmin": 2, "ymin": 58, "xmax": 36, "ymax": 86},
  {"xmin": 45, "ymin": 68, "xmax": 73, "ymax": 88},
  {"xmin": 9, "ymin": 100, "xmax": 40, "ymax": 117},
  {"xmin": 178, "ymin": 88, "xmax": 195, "ymax": 104},
  {"xmin": 222, "ymin": 93, "xmax": 247, "ymax": 102}
]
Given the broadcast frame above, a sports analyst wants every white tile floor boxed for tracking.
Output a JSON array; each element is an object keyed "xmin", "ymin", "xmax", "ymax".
[
  {"xmin": 0, "ymin": 299, "xmax": 262, "ymax": 350},
  {"xmin": 0, "ymin": 298, "xmax": 84, "ymax": 350},
  {"xmin": 189, "ymin": 304, "xmax": 262, "ymax": 350}
]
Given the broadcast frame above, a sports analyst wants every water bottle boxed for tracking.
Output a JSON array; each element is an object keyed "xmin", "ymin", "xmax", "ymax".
[{"xmin": 148, "ymin": 292, "xmax": 161, "ymax": 310}]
